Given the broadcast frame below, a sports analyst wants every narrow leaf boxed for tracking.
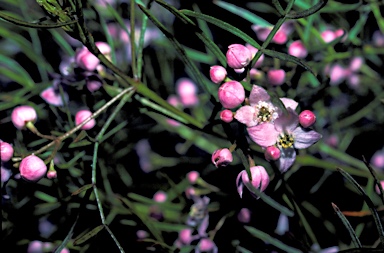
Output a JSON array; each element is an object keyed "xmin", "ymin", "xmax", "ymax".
[
  {"xmin": 332, "ymin": 203, "xmax": 362, "ymax": 248},
  {"xmin": 72, "ymin": 184, "xmax": 94, "ymax": 196},
  {"xmin": 73, "ymin": 225, "xmax": 105, "ymax": 245},
  {"xmin": 286, "ymin": 1, "xmax": 328, "ymax": 19}
]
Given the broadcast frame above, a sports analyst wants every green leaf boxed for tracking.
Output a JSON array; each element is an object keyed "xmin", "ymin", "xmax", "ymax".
[
  {"xmin": 244, "ymin": 226, "xmax": 303, "ymax": 253},
  {"xmin": 214, "ymin": 0, "xmax": 272, "ymax": 26},
  {"xmin": 73, "ymin": 225, "xmax": 105, "ymax": 245},
  {"xmin": 72, "ymin": 184, "xmax": 94, "ymax": 196},
  {"xmin": 286, "ymin": 0, "xmax": 328, "ymax": 19}
]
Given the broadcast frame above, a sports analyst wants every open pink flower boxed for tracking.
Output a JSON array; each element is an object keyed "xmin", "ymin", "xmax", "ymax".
[
  {"xmin": 247, "ymin": 109, "xmax": 322, "ymax": 172},
  {"xmin": 234, "ymin": 85, "xmax": 298, "ymax": 127}
]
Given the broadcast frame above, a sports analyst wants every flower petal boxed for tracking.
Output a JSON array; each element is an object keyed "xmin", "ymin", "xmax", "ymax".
[
  {"xmin": 280, "ymin": 97, "xmax": 298, "ymax": 111},
  {"xmin": 277, "ymin": 147, "xmax": 296, "ymax": 172},
  {"xmin": 234, "ymin": 106, "xmax": 257, "ymax": 127},
  {"xmin": 247, "ymin": 123, "xmax": 279, "ymax": 147},
  {"xmin": 274, "ymin": 109, "xmax": 299, "ymax": 134},
  {"xmin": 249, "ymin": 85, "xmax": 270, "ymax": 105},
  {"xmin": 293, "ymin": 127, "xmax": 322, "ymax": 149},
  {"xmin": 236, "ymin": 170, "xmax": 245, "ymax": 198}
]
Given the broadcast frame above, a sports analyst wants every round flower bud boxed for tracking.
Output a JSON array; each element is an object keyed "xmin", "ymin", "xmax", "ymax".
[
  {"xmin": 288, "ymin": 40, "xmax": 308, "ymax": 59},
  {"xmin": 299, "ymin": 110, "xmax": 316, "ymax": 128},
  {"xmin": 176, "ymin": 78, "xmax": 199, "ymax": 107},
  {"xmin": 238, "ymin": 207, "xmax": 251, "ymax": 223},
  {"xmin": 220, "ymin": 109, "xmax": 234, "ymax": 123},
  {"xmin": 153, "ymin": 190, "xmax": 167, "ymax": 203},
  {"xmin": 212, "ymin": 148, "xmax": 233, "ymax": 168},
  {"xmin": 197, "ymin": 238, "xmax": 217, "ymax": 252},
  {"xmin": 75, "ymin": 110, "xmax": 96, "ymax": 130},
  {"xmin": 236, "ymin": 166, "xmax": 269, "ymax": 198},
  {"xmin": 218, "ymin": 81, "xmax": 245, "ymax": 109},
  {"xmin": 19, "ymin": 155, "xmax": 47, "ymax": 182},
  {"xmin": 187, "ymin": 171, "xmax": 200, "ymax": 184},
  {"xmin": 375, "ymin": 180, "xmax": 384, "ymax": 194},
  {"xmin": 86, "ymin": 79, "xmax": 102, "ymax": 92},
  {"xmin": 47, "ymin": 170, "xmax": 57, "ymax": 179},
  {"xmin": 264, "ymin": 146, "xmax": 281, "ymax": 161},
  {"xmin": 371, "ymin": 149, "xmax": 384, "ymax": 170},
  {"xmin": 178, "ymin": 228, "xmax": 193, "ymax": 245},
  {"xmin": 210, "ymin": 65, "xmax": 227, "ymax": 84},
  {"xmin": 11, "ymin": 105, "xmax": 37, "ymax": 129},
  {"xmin": 226, "ymin": 44, "xmax": 252, "ymax": 69},
  {"xmin": 75, "ymin": 47, "xmax": 100, "ymax": 71},
  {"xmin": 1, "ymin": 140, "xmax": 14, "ymax": 162},
  {"xmin": 349, "ymin": 57, "xmax": 363, "ymax": 72},
  {"xmin": 267, "ymin": 69, "xmax": 286, "ymax": 86}
]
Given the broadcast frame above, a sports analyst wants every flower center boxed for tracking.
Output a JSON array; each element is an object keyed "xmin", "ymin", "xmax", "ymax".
[
  {"xmin": 255, "ymin": 101, "xmax": 277, "ymax": 123},
  {"xmin": 278, "ymin": 133, "xmax": 294, "ymax": 149}
]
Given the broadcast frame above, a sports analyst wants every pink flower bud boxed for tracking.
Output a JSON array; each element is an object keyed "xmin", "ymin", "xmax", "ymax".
[
  {"xmin": 267, "ymin": 69, "xmax": 286, "ymax": 86},
  {"xmin": 1, "ymin": 140, "xmax": 14, "ymax": 162},
  {"xmin": 218, "ymin": 81, "xmax": 245, "ymax": 109},
  {"xmin": 75, "ymin": 110, "xmax": 96, "ymax": 130},
  {"xmin": 86, "ymin": 79, "xmax": 102, "ymax": 92},
  {"xmin": 321, "ymin": 30, "xmax": 336, "ymax": 43},
  {"xmin": 95, "ymin": 41, "xmax": 111, "ymax": 55},
  {"xmin": 1, "ymin": 166, "xmax": 12, "ymax": 183},
  {"xmin": 47, "ymin": 170, "xmax": 57, "ymax": 179},
  {"xmin": 187, "ymin": 171, "xmax": 200, "ymax": 184},
  {"xmin": 371, "ymin": 149, "xmax": 384, "ymax": 170},
  {"xmin": 28, "ymin": 240, "xmax": 44, "ymax": 253},
  {"xmin": 375, "ymin": 180, "xmax": 384, "ymax": 194},
  {"xmin": 176, "ymin": 78, "xmax": 199, "ymax": 107},
  {"xmin": 245, "ymin": 44, "xmax": 264, "ymax": 68},
  {"xmin": 178, "ymin": 228, "xmax": 193, "ymax": 245},
  {"xmin": 40, "ymin": 86, "xmax": 69, "ymax": 106},
  {"xmin": 11, "ymin": 105, "xmax": 37, "ymax": 129},
  {"xmin": 153, "ymin": 190, "xmax": 167, "ymax": 203},
  {"xmin": 19, "ymin": 155, "xmax": 47, "ymax": 182},
  {"xmin": 349, "ymin": 57, "xmax": 363, "ymax": 72},
  {"xmin": 299, "ymin": 110, "xmax": 316, "ymax": 128},
  {"xmin": 220, "ymin": 109, "xmax": 234, "ymax": 123},
  {"xmin": 211, "ymin": 148, "xmax": 233, "ymax": 167},
  {"xmin": 373, "ymin": 30, "xmax": 384, "ymax": 47},
  {"xmin": 136, "ymin": 230, "xmax": 149, "ymax": 239},
  {"xmin": 197, "ymin": 238, "xmax": 217, "ymax": 252},
  {"xmin": 236, "ymin": 166, "xmax": 269, "ymax": 198},
  {"xmin": 272, "ymin": 30, "xmax": 288, "ymax": 44},
  {"xmin": 329, "ymin": 64, "xmax": 347, "ymax": 85},
  {"xmin": 210, "ymin": 65, "xmax": 227, "ymax": 84},
  {"xmin": 288, "ymin": 40, "xmax": 308, "ymax": 58},
  {"xmin": 226, "ymin": 44, "xmax": 252, "ymax": 69},
  {"xmin": 238, "ymin": 208, "xmax": 251, "ymax": 223},
  {"xmin": 185, "ymin": 187, "xmax": 196, "ymax": 199},
  {"xmin": 75, "ymin": 47, "xmax": 100, "ymax": 71},
  {"xmin": 264, "ymin": 146, "xmax": 281, "ymax": 161}
]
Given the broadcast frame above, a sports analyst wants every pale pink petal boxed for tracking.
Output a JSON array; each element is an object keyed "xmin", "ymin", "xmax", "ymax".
[
  {"xmin": 293, "ymin": 127, "xmax": 322, "ymax": 149},
  {"xmin": 274, "ymin": 109, "xmax": 299, "ymax": 133},
  {"xmin": 280, "ymin": 98, "xmax": 298, "ymax": 111},
  {"xmin": 234, "ymin": 106, "xmax": 256, "ymax": 127},
  {"xmin": 236, "ymin": 170, "xmax": 245, "ymax": 198},
  {"xmin": 247, "ymin": 123, "xmax": 279, "ymax": 147},
  {"xmin": 249, "ymin": 85, "xmax": 270, "ymax": 105},
  {"xmin": 277, "ymin": 147, "xmax": 296, "ymax": 173}
]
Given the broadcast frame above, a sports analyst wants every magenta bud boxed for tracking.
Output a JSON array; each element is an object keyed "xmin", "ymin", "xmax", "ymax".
[
  {"xmin": 267, "ymin": 69, "xmax": 286, "ymax": 86},
  {"xmin": 11, "ymin": 105, "xmax": 37, "ymax": 129},
  {"xmin": 371, "ymin": 149, "xmax": 384, "ymax": 170},
  {"xmin": 218, "ymin": 81, "xmax": 245, "ymax": 109},
  {"xmin": 1, "ymin": 140, "xmax": 14, "ymax": 162},
  {"xmin": 40, "ymin": 86, "xmax": 69, "ymax": 106},
  {"xmin": 238, "ymin": 208, "xmax": 251, "ymax": 223},
  {"xmin": 321, "ymin": 30, "xmax": 336, "ymax": 43},
  {"xmin": 212, "ymin": 148, "xmax": 233, "ymax": 167},
  {"xmin": 264, "ymin": 146, "xmax": 281, "ymax": 161},
  {"xmin": 210, "ymin": 65, "xmax": 227, "ymax": 84},
  {"xmin": 86, "ymin": 80, "xmax": 102, "ymax": 92},
  {"xmin": 75, "ymin": 110, "xmax": 96, "ymax": 130},
  {"xmin": 349, "ymin": 57, "xmax": 363, "ymax": 72},
  {"xmin": 47, "ymin": 170, "xmax": 57, "ymax": 179},
  {"xmin": 19, "ymin": 155, "xmax": 47, "ymax": 182},
  {"xmin": 236, "ymin": 166, "xmax": 269, "ymax": 198},
  {"xmin": 153, "ymin": 190, "xmax": 167, "ymax": 203},
  {"xmin": 288, "ymin": 40, "xmax": 308, "ymax": 59},
  {"xmin": 373, "ymin": 30, "xmax": 384, "ymax": 47},
  {"xmin": 197, "ymin": 238, "xmax": 217, "ymax": 252},
  {"xmin": 187, "ymin": 171, "xmax": 200, "ymax": 184},
  {"xmin": 75, "ymin": 47, "xmax": 100, "ymax": 71},
  {"xmin": 176, "ymin": 78, "xmax": 199, "ymax": 107},
  {"xmin": 375, "ymin": 180, "xmax": 384, "ymax": 194},
  {"xmin": 220, "ymin": 109, "xmax": 234, "ymax": 123},
  {"xmin": 299, "ymin": 110, "xmax": 316, "ymax": 128},
  {"xmin": 272, "ymin": 30, "xmax": 288, "ymax": 44},
  {"xmin": 226, "ymin": 44, "xmax": 252, "ymax": 69},
  {"xmin": 185, "ymin": 187, "xmax": 196, "ymax": 199},
  {"xmin": 179, "ymin": 228, "xmax": 193, "ymax": 245},
  {"xmin": 329, "ymin": 64, "xmax": 347, "ymax": 85}
]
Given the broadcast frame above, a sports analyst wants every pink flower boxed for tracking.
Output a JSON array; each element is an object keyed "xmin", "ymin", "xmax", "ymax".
[
  {"xmin": 226, "ymin": 44, "xmax": 252, "ymax": 69},
  {"xmin": 176, "ymin": 78, "xmax": 199, "ymax": 107},
  {"xmin": 237, "ymin": 207, "xmax": 251, "ymax": 223},
  {"xmin": 86, "ymin": 79, "xmax": 102, "ymax": 92},
  {"xmin": 11, "ymin": 105, "xmax": 37, "ymax": 129},
  {"xmin": 153, "ymin": 190, "xmax": 167, "ymax": 203},
  {"xmin": 328, "ymin": 64, "xmax": 347, "ymax": 85},
  {"xmin": 220, "ymin": 109, "xmax": 234, "ymax": 123},
  {"xmin": 288, "ymin": 40, "xmax": 308, "ymax": 58},
  {"xmin": 196, "ymin": 238, "xmax": 218, "ymax": 253},
  {"xmin": 371, "ymin": 149, "xmax": 384, "ymax": 170},
  {"xmin": 187, "ymin": 171, "xmax": 200, "ymax": 184},
  {"xmin": 299, "ymin": 110, "xmax": 316, "ymax": 128},
  {"xmin": 40, "ymin": 86, "xmax": 69, "ymax": 106},
  {"xmin": 75, "ymin": 110, "xmax": 96, "ymax": 130},
  {"xmin": 218, "ymin": 81, "xmax": 245, "ymax": 109},
  {"xmin": 247, "ymin": 109, "xmax": 322, "ymax": 172},
  {"xmin": 47, "ymin": 170, "xmax": 57, "ymax": 179},
  {"xmin": 234, "ymin": 85, "xmax": 298, "ymax": 127},
  {"xmin": 236, "ymin": 166, "xmax": 269, "ymax": 198},
  {"xmin": 0, "ymin": 140, "xmax": 14, "ymax": 162},
  {"xmin": 75, "ymin": 42, "xmax": 111, "ymax": 71},
  {"xmin": 321, "ymin": 28, "xmax": 345, "ymax": 43},
  {"xmin": 211, "ymin": 148, "xmax": 233, "ymax": 167},
  {"xmin": 252, "ymin": 22, "xmax": 293, "ymax": 45},
  {"xmin": 267, "ymin": 69, "xmax": 286, "ymax": 86},
  {"xmin": 245, "ymin": 44, "xmax": 264, "ymax": 68},
  {"xmin": 209, "ymin": 65, "xmax": 227, "ymax": 84},
  {"xmin": 349, "ymin": 57, "xmax": 363, "ymax": 72},
  {"xmin": 375, "ymin": 180, "xmax": 384, "ymax": 194},
  {"xmin": 19, "ymin": 155, "xmax": 47, "ymax": 182},
  {"xmin": 1, "ymin": 166, "xmax": 12, "ymax": 183},
  {"xmin": 178, "ymin": 228, "xmax": 194, "ymax": 245}
]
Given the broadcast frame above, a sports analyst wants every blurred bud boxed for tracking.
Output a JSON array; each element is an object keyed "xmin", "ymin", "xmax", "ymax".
[
  {"xmin": 1, "ymin": 140, "xmax": 14, "ymax": 162},
  {"xmin": 349, "ymin": 57, "xmax": 363, "ymax": 72},
  {"xmin": 237, "ymin": 208, "xmax": 251, "ymax": 223},
  {"xmin": 86, "ymin": 79, "xmax": 102, "ymax": 92},
  {"xmin": 176, "ymin": 78, "xmax": 199, "ymax": 107},
  {"xmin": 236, "ymin": 166, "xmax": 269, "ymax": 198},
  {"xmin": 299, "ymin": 110, "xmax": 316, "ymax": 128},
  {"xmin": 275, "ymin": 213, "xmax": 289, "ymax": 235},
  {"xmin": 19, "ymin": 155, "xmax": 47, "ymax": 182},
  {"xmin": 179, "ymin": 228, "xmax": 194, "ymax": 245},
  {"xmin": 220, "ymin": 109, "xmax": 234, "ymax": 123},
  {"xmin": 75, "ymin": 42, "xmax": 111, "ymax": 71},
  {"xmin": 153, "ymin": 190, "xmax": 167, "ymax": 203},
  {"xmin": 375, "ymin": 180, "xmax": 384, "ymax": 194},
  {"xmin": 187, "ymin": 171, "xmax": 200, "ymax": 184},
  {"xmin": 136, "ymin": 230, "xmax": 149, "ymax": 239},
  {"xmin": 371, "ymin": 149, "xmax": 384, "ymax": 170},
  {"xmin": 47, "ymin": 170, "xmax": 57, "ymax": 179},
  {"xmin": 40, "ymin": 86, "xmax": 69, "ymax": 106},
  {"xmin": 245, "ymin": 44, "xmax": 264, "ymax": 68},
  {"xmin": 321, "ymin": 30, "xmax": 336, "ymax": 43},
  {"xmin": 209, "ymin": 65, "xmax": 227, "ymax": 84},
  {"xmin": 75, "ymin": 110, "xmax": 96, "ymax": 130},
  {"xmin": 1, "ymin": 166, "xmax": 12, "ymax": 183},
  {"xmin": 196, "ymin": 238, "xmax": 218, "ymax": 253},
  {"xmin": 226, "ymin": 44, "xmax": 252, "ymax": 69},
  {"xmin": 267, "ymin": 69, "xmax": 286, "ymax": 86},
  {"xmin": 328, "ymin": 64, "xmax": 347, "ymax": 85},
  {"xmin": 273, "ymin": 30, "xmax": 288, "ymax": 44},
  {"xmin": 211, "ymin": 148, "xmax": 233, "ymax": 168},
  {"xmin": 288, "ymin": 40, "xmax": 308, "ymax": 58},
  {"xmin": 11, "ymin": 105, "xmax": 37, "ymax": 129},
  {"xmin": 264, "ymin": 146, "xmax": 281, "ymax": 161},
  {"xmin": 218, "ymin": 81, "xmax": 245, "ymax": 109},
  {"xmin": 373, "ymin": 30, "xmax": 384, "ymax": 47}
]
